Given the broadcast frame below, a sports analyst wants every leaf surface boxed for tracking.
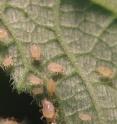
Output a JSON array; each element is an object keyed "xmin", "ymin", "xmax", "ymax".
[{"xmin": 0, "ymin": 0, "xmax": 117, "ymax": 124}]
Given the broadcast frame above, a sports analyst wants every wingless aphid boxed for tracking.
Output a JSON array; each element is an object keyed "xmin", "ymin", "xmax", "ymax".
[
  {"xmin": 48, "ymin": 63, "xmax": 64, "ymax": 74},
  {"xmin": 27, "ymin": 74, "xmax": 43, "ymax": 86},
  {"xmin": 30, "ymin": 44, "xmax": 42, "ymax": 62},
  {"xmin": 79, "ymin": 113, "xmax": 92, "ymax": 121},
  {"xmin": 47, "ymin": 79, "xmax": 56, "ymax": 96},
  {"xmin": 0, "ymin": 28, "xmax": 8, "ymax": 40},
  {"xmin": 2, "ymin": 55, "xmax": 13, "ymax": 69},
  {"xmin": 42, "ymin": 99, "xmax": 56, "ymax": 124},
  {"xmin": 96, "ymin": 66, "xmax": 114, "ymax": 79}
]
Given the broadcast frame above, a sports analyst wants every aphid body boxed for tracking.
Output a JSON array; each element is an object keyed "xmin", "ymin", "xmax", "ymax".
[
  {"xmin": 79, "ymin": 113, "xmax": 92, "ymax": 121},
  {"xmin": 30, "ymin": 44, "xmax": 41, "ymax": 61},
  {"xmin": 42, "ymin": 99, "xmax": 56, "ymax": 123},
  {"xmin": 48, "ymin": 63, "xmax": 64, "ymax": 74},
  {"xmin": 47, "ymin": 79, "xmax": 56, "ymax": 96},
  {"xmin": 96, "ymin": 66, "xmax": 114, "ymax": 79},
  {"xmin": 2, "ymin": 56, "xmax": 13, "ymax": 68},
  {"xmin": 0, "ymin": 28, "xmax": 8, "ymax": 40},
  {"xmin": 27, "ymin": 74, "xmax": 43, "ymax": 86}
]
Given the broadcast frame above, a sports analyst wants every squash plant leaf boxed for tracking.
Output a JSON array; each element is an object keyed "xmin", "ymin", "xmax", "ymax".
[{"xmin": 0, "ymin": 0, "xmax": 117, "ymax": 124}]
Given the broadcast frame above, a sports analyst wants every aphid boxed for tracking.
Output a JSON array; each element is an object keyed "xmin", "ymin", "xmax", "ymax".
[
  {"xmin": 47, "ymin": 79, "xmax": 56, "ymax": 96},
  {"xmin": 27, "ymin": 74, "xmax": 43, "ymax": 86},
  {"xmin": 0, "ymin": 28, "xmax": 8, "ymax": 40},
  {"xmin": 30, "ymin": 44, "xmax": 42, "ymax": 61},
  {"xmin": 79, "ymin": 113, "xmax": 92, "ymax": 121},
  {"xmin": 48, "ymin": 63, "xmax": 64, "ymax": 74},
  {"xmin": 42, "ymin": 99, "xmax": 56, "ymax": 123},
  {"xmin": 2, "ymin": 56, "xmax": 13, "ymax": 68},
  {"xmin": 96, "ymin": 66, "xmax": 114, "ymax": 79},
  {"xmin": 32, "ymin": 87, "xmax": 44, "ymax": 95}
]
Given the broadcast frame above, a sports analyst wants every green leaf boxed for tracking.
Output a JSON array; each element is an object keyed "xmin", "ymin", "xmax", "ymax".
[
  {"xmin": 91, "ymin": 0, "xmax": 117, "ymax": 15},
  {"xmin": 0, "ymin": 0, "xmax": 117, "ymax": 124}
]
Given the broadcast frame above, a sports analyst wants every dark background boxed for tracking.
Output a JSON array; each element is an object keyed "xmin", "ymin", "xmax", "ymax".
[{"xmin": 0, "ymin": 68, "xmax": 44, "ymax": 124}]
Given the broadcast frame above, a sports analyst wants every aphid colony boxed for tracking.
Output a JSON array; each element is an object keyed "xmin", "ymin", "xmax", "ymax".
[
  {"xmin": 28, "ymin": 44, "xmax": 65, "ymax": 124},
  {"xmin": 27, "ymin": 73, "xmax": 62, "ymax": 123},
  {"xmin": 0, "ymin": 27, "xmax": 101, "ymax": 123},
  {"xmin": 27, "ymin": 74, "xmax": 58, "ymax": 123},
  {"xmin": 0, "ymin": 42, "xmax": 64, "ymax": 124},
  {"xmin": 29, "ymin": 77, "xmax": 57, "ymax": 124},
  {"xmin": 0, "ymin": 41, "xmax": 101, "ymax": 123}
]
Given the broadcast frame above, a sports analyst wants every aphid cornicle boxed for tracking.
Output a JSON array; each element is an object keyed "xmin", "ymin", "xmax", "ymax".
[
  {"xmin": 42, "ymin": 99, "xmax": 56, "ymax": 123},
  {"xmin": 2, "ymin": 56, "xmax": 13, "ymax": 68},
  {"xmin": 48, "ymin": 62, "xmax": 64, "ymax": 74},
  {"xmin": 30, "ymin": 44, "xmax": 42, "ymax": 61}
]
